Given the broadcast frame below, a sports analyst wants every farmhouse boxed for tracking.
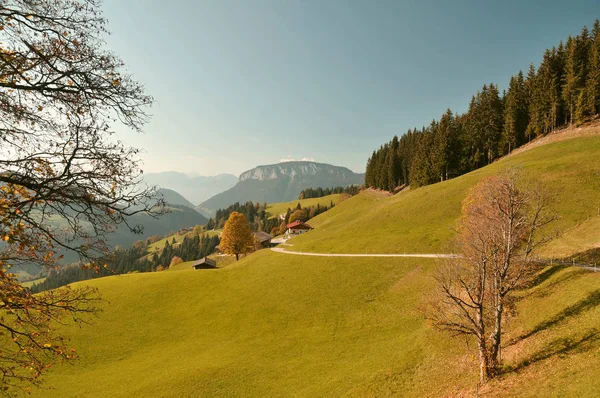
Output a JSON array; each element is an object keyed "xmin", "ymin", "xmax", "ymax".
[
  {"xmin": 191, "ymin": 257, "xmax": 217, "ymax": 269},
  {"xmin": 253, "ymin": 231, "xmax": 273, "ymax": 248},
  {"xmin": 287, "ymin": 220, "xmax": 313, "ymax": 235}
]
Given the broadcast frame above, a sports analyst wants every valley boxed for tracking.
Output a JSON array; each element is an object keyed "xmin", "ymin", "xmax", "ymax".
[{"xmin": 34, "ymin": 126, "xmax": 600, "ymax": 397}]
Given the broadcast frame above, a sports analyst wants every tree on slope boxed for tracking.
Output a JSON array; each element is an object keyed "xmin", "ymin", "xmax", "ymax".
[
  {"xmin": 0, "ymin": 0, "xmax": 162, "ymax": 392},
  {"xmin": 424, "ymin": 170, "xmax": 554, "ymax": 384},
  {"xmin": 220, "ymin": 212, "xmax": 254, "ymax": 261},
  {"xmin": 586, "ymin": 20, "xmax": 600, "ymax": 116}
]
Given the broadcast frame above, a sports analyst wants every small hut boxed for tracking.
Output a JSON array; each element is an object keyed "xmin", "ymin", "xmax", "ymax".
[
  {"xmin": 253, "ymin": 231, "xmax": 274, "ymax": 248},
  {"xmin": 191, "ymin": 257, "xmax": 217, "ymax": 270}
]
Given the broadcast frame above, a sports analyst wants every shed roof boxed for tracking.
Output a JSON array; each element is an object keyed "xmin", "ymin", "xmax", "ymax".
[
  {"xmin": 191, "ymin": 257, "xmax": 217, "ymax": 268},
  {"xmin": 286, "ymin": 221, "xmax": 312, "ymax": 229},
  {"xmin": 253, "ymin": 231, "xmax": 273, "ymax": 243}
]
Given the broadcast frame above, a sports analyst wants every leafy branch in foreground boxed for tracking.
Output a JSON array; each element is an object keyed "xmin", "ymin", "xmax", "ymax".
[{"xmin": 0, "ymin": 0, "xmax": 164, "ymax": 392}]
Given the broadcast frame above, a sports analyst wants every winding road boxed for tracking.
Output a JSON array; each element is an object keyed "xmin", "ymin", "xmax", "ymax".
[
  {"xmin": 271, "ymin": 247, "xmax": 599, "ymax": 272},
  {"xmin": 270, "ymin": 247, "xmax": 459, "ymax": 259}
]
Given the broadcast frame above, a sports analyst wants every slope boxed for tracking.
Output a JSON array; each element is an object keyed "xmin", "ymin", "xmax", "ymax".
[
  {"xmin": 266, "ymin": 193, "xmax": 342, "ymax": 218},
  {"xmin": 144, "ymin": 172, "xmax": 238, "ymax": 205},
  {"xmin": 158, "ymin": 187, "xmax": 197, "ymax": 209},
  {"xmin": 288, "ymin": 134, "xmax": 600, "ymax": 256},
  {"xmin": 35, "ymin": 132, "xmax": 600, "ymax": 397}
]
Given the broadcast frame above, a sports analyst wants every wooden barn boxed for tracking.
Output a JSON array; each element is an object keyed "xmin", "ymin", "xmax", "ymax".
[
  {"xmin": 191, "ymin": 257, "xmax": 217, "ymax": 270},
  {"xmin": 253, "ymin": 231, "xmax": 274, "ymax": 248}
]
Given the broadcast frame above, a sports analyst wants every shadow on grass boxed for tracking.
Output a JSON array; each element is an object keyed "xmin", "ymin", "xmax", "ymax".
[
  {"xmin": 529, "ymin": 264, "xmax": 566, "ymax": 286},
  {"xmin": 505, "ymin": 328, "xmax": 599, "ymax": 373},
  {"xmin": 508, "ymin": 289, "xmax": 600, "ymax": 346},
  {"xmin": 522, "ymin": 265, "xmax": 587, "ymax": 300}
]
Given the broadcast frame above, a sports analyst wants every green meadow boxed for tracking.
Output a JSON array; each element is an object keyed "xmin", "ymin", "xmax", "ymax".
[
  {"xmin": 266, "ymin": 194, "xmax": 342, "ymax": 218},
  {"xmin": 289, "ymin": 136, "xmax": 600, "ymax": 256},
  {"xmin": 36, "ymin": 134, "xmax": 600, "ymax": 397}
]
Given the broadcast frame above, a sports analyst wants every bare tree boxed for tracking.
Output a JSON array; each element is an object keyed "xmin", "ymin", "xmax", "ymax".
[
  {"xmin": 0, "ymin": 0, "xmax": 164, "ymax": 392},
  {"xmin": 424, "ymin": 169, "xmax": 555, "ymax": 384}
]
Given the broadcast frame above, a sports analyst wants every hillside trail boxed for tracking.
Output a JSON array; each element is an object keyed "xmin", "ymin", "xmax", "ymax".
[
  {"xmin": 270, "ymin": 247, "xmax": 459, "ymax": 258},
  {"xmin": 270, "ymin": 248, "xmax": 600, "ymax": 271}
]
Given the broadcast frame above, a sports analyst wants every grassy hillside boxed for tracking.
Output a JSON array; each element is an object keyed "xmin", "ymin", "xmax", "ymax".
[
  {"xmin": 37, "ymin": 254, "xmax": 600, "ymax": 397},
  {"xmin": 34, "ymin": 132, "xmax": 600, "ymax": 397},
  {"xmin": 289, "ymin": 135, "xmax": 600, "ymax": 256},
  {"xmin": 145, "ymin": 229, "xmax": 220, "ymax": 254},
  {"xmin": 266, "ymin": 193, "xmax": 342, "ymax": 218},
  {"xmin": 38, "ymin": 254, "xmax": 471, "ymax": 398}
]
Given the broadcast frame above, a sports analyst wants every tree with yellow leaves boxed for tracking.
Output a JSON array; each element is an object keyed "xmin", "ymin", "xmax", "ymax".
[{"xmin": 220, "ymin": 212, "xmax": 254, "ymax": 261}]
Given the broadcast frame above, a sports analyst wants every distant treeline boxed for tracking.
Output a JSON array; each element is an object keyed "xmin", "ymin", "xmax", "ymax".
[
  {"xmin": 31, "ymin": 233, "xmax": 219, "ymax": 292},
  {"xmin": 367, "ymin": 20, "xmax": 600, "ymax": 190},
  {"xmin": 206, "ymin": 199, "xmax": 337, "ymax": 237},
  {"xmin": 206, "ymin": 202, "xmax": 280, "ymax": 233},
  {"xmin": 298, "ymin": 185, "xmax": 361, "ymax": 199}
]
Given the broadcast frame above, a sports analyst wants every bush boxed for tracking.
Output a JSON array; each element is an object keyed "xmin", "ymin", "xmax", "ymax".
[{"xmin": 169, "ymin": 256, "xmax": 183, "ymax": 268}]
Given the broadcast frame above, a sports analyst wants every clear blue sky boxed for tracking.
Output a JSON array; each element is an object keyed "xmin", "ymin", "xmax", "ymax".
[{"xmin": 102, "ymin": 0, "xmax": 598, "ymax": 176}]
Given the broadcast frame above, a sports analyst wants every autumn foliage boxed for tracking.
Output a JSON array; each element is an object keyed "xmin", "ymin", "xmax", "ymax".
[
  {"xmin": 424, "ymin": 170, "xmax": 555, "ymax": 384},
  {"xmin": 169, "ymin": 256, "xmax": 183, "ymax": 268},
  {"xmin": 219, "ymin": 212, "xmax": 254, "ymax": 261},
  {"xmin": 0, "ymin": 0, "xmax": 160, "ymax": 392}
]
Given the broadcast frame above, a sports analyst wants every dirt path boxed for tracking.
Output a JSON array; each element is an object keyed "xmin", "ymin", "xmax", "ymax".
[{"xmin": 270, "ymin": 247, "xmax": 459, "ymax": 258}]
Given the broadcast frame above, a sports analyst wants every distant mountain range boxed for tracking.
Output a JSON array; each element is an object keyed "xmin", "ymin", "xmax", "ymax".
[
  {"xmin": 198, "ymin": 161, "xmax": 364, "ymax": 216},
  {"xmin": 158, "ymin": 188, "xmax": 197, "ymax": 209},
  {"xmin": 144, "ymin": 172, "xmax": 238, "ymax": 205}
]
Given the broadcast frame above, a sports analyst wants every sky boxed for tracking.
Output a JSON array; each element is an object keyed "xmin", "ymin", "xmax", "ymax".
[{"xmin": 101, "ymin": 0, "xmax": 598, "ymax": 176}]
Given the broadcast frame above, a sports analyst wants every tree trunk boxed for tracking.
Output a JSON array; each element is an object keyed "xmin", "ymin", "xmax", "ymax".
[
  {"xmin": 235, "ymin": 253, "xmax": 239, "ymax": 261},
  {"xmin": 489, "ymin": 296, "xmax": 503, "ymax": 375},
  {"xmin": 478, "ymin": 337, "xmax": 490, "ymax": 384}
]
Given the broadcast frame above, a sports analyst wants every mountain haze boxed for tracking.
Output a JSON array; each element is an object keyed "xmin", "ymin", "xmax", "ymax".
[
  {"xmin": 144, "ymin": 172, "xmax": 238, "ymax": 205},
  {"xmin": 199, "ymin": 161, "xmax": 364, "ymax": 216},
  {"xmin": 158, "ymin": 188, "xmax": 196, "ymax": 209}
]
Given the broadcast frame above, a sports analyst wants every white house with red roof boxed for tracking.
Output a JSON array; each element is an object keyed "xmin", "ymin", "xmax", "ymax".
[{"xmin": 286, "ymin": 220, "xmax": 313, "ymax": 235}]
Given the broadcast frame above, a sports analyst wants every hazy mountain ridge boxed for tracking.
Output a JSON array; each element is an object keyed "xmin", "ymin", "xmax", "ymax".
[
  {"xmin": 158, "ymin": 188, "xmax": 197, "ymax": 209},
  {"xmin": 239, "ymin": 161, "xmax": 358, "ymax": 182},
  {"xmin": 144, "ymin": 172, "xmax": 238, "ymax": 205},
  {"xmin": 199, "ymin": 161, "xmax": 364, "ymax": 216}
]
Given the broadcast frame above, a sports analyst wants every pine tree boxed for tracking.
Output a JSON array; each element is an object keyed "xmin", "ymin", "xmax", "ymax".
[
  {"xmin": 502, "ymin": 75, "xmax": 528, "ymax": 154},
  {"xmin": 575, "ymin": 90, "xmax": 590, "ymax": 124},
  {"xmin": 564, "ymin": 29, "xmax": 591, "ymax": 125},
  {"xmin": 587, "ymin": 19, "xmax": 600, "ymax": 115},
  {"xmin": 525, "ymin": 63, "xmax": 541, "ymax": 139}
]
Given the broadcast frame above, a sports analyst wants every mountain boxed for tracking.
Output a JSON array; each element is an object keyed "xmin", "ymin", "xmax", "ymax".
[
  {"xmin": 158, "ymin": 188, "xmax": 197, "ymax": 209},
  {"xmin": 199, "ymin": 161, "xmax": 364, "ymax": 216},
  {"xmin": 108, "ymin": 188, "xmax": 208, "ymax": 251},
  {"xmin": 108, "ymin": 204, "xmax": 207, "ymax": 248},
  {"xmin": 144, "ymin": 172, "xmax": 238, "ymax": 205}
]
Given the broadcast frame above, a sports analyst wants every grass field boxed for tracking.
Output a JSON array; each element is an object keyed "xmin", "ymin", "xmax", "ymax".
[
  {"xmin": 33, "ymin": 132, "xmax": 600, "ymax": 397},
  {"xmin": 21, "ymin": 277, "xmax": 46, "ymax": 288},
  {"xmin": 38, "ymin": 254, "xmax": 471, "ymax": 397},
  {"xmin": 288, "ymin": 136, "xmax": 600, "ymax": 256},
  {"xmin": 147, "ymin": 228, "xmax": 221, "ymax": 253},
  {"xmin": 36, "ymin": 253, "xmax": 600, "ymax": 397},
  {"xmin": 167, "ymin": 254, "xmax": 236, "ymax": 271},
  {"xmin": 266, "ymin": 194, "xmax": 342, "ymax": 218},
  {"xmin": 537, "ymin": 215, "xmax": 600, "ymax": 259}
]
